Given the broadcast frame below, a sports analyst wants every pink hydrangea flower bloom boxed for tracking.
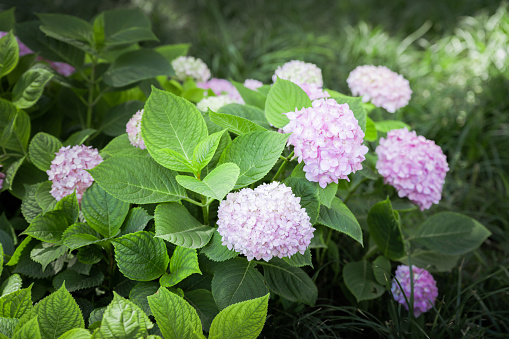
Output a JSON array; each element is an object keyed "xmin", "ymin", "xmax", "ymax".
[
  {"xmin": 0, "ymin": 31, "xmax": 32, "ymax": 56},
  {"xmin": 243, "ymin": 79, "xmax": 263, "ymax": 90},
  {"xmin": 299, "ymin": 83, "xmax": 330, "ymax": 101},
  {"xmin": 283, "ymin": 98, "xmax": 369, "ymax": 188},
  {"xmin": 126, "ymin": 109, "xmax": 146, "ymax": 149},
  {"xmin": 47, "ymin": 145, "xmax": 103, "ymax": 202},
  {"xmin": 0, "ymin": 165, "xmax": 4, "ymax": 190},
  {"xmin": 391, "ymin": 265, "xmax": 438, "ymax": 317},
  {"xmin": 347, "ymin": 65, "xmax": 412, "ymax": 113},
  {"xmin": 272, "ymin": 60, "xmax": 323, "ymax": 87},
  {"xmin": 196, "ymin": 95, "xmax": 239, "ymax": 112},
  {"xmin": 217, "ymin": 182, "xmax": 314, "ymax": 261},
  {"xmin": 46, "ymin": 60, "xmax": 75, "ymax": 77},
  {"xmin": 375, "ymin": 128, "xmax": 449, "ymax": 210},
  {"xmin": 171, "ymin": 56, "xmax": 211, "ymax": 83},
  {"xmin": 197, "ymin": 78, "xmax": 244, "ymax": 103}
]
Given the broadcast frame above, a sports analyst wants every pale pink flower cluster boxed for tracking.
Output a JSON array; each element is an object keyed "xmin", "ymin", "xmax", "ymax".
[
  {"xmin": 272, "ymin": 60, "xmax": 323, "ymax": 87},
  {"xmin": 347, "ymin": 65, "xmax": 412, "ymax": 113},
  {"xmin": 196, "ymin": 95, "xmax": 239, "ymax": 112},
  {"xmin": 126, "ymin": 109, "xmax": 146, "ymax": 149},
  {"xmin": 47, "ymin": 145, "xmax": 103, "ymax": 202},
  {"xmin": 0, "ymin": 31, "xmax": 32, "ymax": 56},
  {"xmin": 243, "ymin": 79, "xmax": 263, "ymax": 90},
  {"xmin": 391, "ymin": 265, "xmax": 438, "ymax": 317},
  {"xmin": 283, "ymin": 99, "xmax": 369, "ymax": 188},
  {"xmin": 171, "ymin": 56, "xmax": 211, "ymax": 83},
  {"xmin": 375, "ymin": 128, "xmax": 449, "ymax": 210},
  {"xmin": 0, "ymin": 166, "xmax": 4, "ymax": 190},
  {"xmin": 217, "ymin": 182, "xmax": 314, "ymax": 261},
  {"xmin": 299, "ymin": 83, "xmax": 330, "ymax": 101},
  {"xmin": 197, "ymin": 78, "xmax": 244, "ymax": 103}
]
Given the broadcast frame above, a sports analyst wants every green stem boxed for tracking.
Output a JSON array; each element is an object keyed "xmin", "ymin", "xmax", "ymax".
[
  {"xmin": 318, "ymin": 228, "xmax": 333, "ymax": 265},
  {"xmin": 183, "ymin": 197, "xmax": 205, "ymax": 207},
  {"xmin": 85, "ymin": 58, "xmax": 97, "ymax": 130},
  {"xmin": 201, "ymin": 195, "xmax": 209, "ymax": 225},
  {"xmin": 272, "ymin": 151, "xmax": 294, "ymax": 182}
]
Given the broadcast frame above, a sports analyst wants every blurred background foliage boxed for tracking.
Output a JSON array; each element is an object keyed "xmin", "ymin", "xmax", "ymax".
[{"xmin": 2, "ymin": 0, "xmax": 508, "ymax": 336}]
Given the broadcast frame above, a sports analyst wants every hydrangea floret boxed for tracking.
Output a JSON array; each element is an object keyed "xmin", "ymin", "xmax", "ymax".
[
  {"xmin": 283, "ymin": 98, "xmax": 369, "ymax": 188},
  {"xmin": 272, "ymin": 60, "xmax": 323, "ymax": 87},
  {"xmin": 47, "ymin": 145, "xmax": 103, "ymax": 202},
  {"xmin": 171, "ymin": 56, "xmax": 211, "ymax": 83},
  {"xmin": 196, "ymin": 95, "xmax": 239, "ymax": 112},
  {"xmin": 375, "ymin": 128, "xmax": 449, "ymax": 210},
  {"xmin": 0, "ymin": 166, "xmax": 4, "ymax": 190},
  {"xmin": 197, "ymin": 78, "xmax": 244, "ymax": 103},
  {"xmin": 217, "ymin": 182, "xmax": 314, "ymax": 261},
  {"xmin": 243, "ymin": 79, "xmax": 263, "ymax": 90},
  {"xmin": 299, "ymin": 83, "xmax": 330, "ymax": 101},
  {"xmin": 347, "ymin": 65, "xmax": 412, "ymax": 113},
  {"xmin": 391, "ymin": 265, "xmax": 438, "ymax": 317},
  {"xmin": 126, "ymin": 109, "xmax": 146, "ymax": 149}
]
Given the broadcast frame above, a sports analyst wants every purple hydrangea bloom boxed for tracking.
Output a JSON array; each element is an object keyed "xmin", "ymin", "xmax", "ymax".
[
  {"xmin": 126, "ymin": 109, "xmax": 146, "ymax": 149},
  {"xmin": 171, "ymin": 56, "xmax": 211, "ymax": 83},
  {"xmin": 46, "ymin": 60, "xmax": 75, "ymax": 77},
  {"xmin": 47, "ymin": 145, "xmax": 103, "ymax": 202},
  {"xmin": 391, "ymin": 265, "xmax": 438, "ymax": 317},
  {"xmin": 375, "ymin": 128, "xmax": 449, "ymax": 210},
  {"xmin": 347, "ymin": 65, "xmax": 412, "ymax": 113},
  {"xmin": 283, "ymin": 98, "xmax": 369, "ymax": 188},
  {"xmin": 0, "ymin": 31, "xmax": 33, "ymax": 56},
  {"xmin": 272, "ymin": 60, "xmax": 323, "ymax": 87},
  {"xmin": 197, "ymin": 78, "xmax": 244, "ymax": 103},
  {"xmin": 217, "ymin": 182, "xmax": 314, "ymax": 261},
  {"xmin": 243, "ymin": 79, "xmax": 263, "ymax": 90}
]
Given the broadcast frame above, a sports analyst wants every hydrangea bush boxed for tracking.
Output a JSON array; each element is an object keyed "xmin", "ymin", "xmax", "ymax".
[{"xmin": 0, "ymin": 7, "xmax": 492, "ymax": 339}]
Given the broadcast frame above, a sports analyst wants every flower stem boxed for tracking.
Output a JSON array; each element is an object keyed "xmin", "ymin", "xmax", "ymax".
[
  {"xmin": 85, "ymin": 58, "xmax": 97, "ymax": 130},
  {"xmin": 272, "ymin": 151, "xmax": 294, "ymax": 182},
  {"xmin": 201, "ymin": 195, "xmax": 209, "ymax": 225}
]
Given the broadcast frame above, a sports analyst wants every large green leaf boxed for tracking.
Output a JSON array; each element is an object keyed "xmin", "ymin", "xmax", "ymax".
[
  {"xmin": 364, "ymin": 117, "xmax": 378, "ymax": 142},
  {"xmin": 0, "ymin": 8, "xmax": 15, "ymax": 32},
  {"xmin": 11, "ymin": 316, "xmax": 40, "ymax": 339},
  {"xmin": 154, "ymin": 43, "xmax": 189, "ymax": 62},
  {"xmin": 142, "ymin": 87, "xmax": 208, "ymax": 171},
  {"xmin": 147, "ymin": 287, "xmax": 202, "ymax": 339},
  {"xmin": 35, "ymin": 181, "xmax": 57, "ymax": 214},
  {"xmin": 218, "ymin": 104, "xmax": 270, "ymax": 129},
  {"xmin": 283, "ymin": 248, "xmax": 313, "ymax": 268},
  {"xmin": 0, "ymin": 274, "xmax": 23, "ymax": 297},
  {"xmin": 99, "ymin": 134, "xmax": 148, "ymax": 158},
  {"xmin": 38, "ymin": 13, "xmax": 94, "ymax": 54},
  {"xmin": 62, "ymin": 223, "xmax": 102, "ymax": 251},
  {"xmin": 129, "ymin": 281, "xmax": 159, "ymax": 317},
  {"xmin": 120, "ymin": 207, "xmax": 153, "ymax": 236},
  {"xmin": 100, "ymin": 101, "xmax": 144, "ymax": 137},
  {"xmin": 192, "ymin": 130, "xmax": 226, "ymax": 171},
  {"xmin": 283, "ymin": 177, "xmax": 320, "ymax": 224},
  {"xmin": 103, "ymin": 49, "xmax": 173, "ymax": 87},
  {"xmin": 160, "ymin": 246, "xmax": 201, "ymax": 287},
  {"xmin": 185, "ymin": 290, "xmax": 218, "ymax": 332},
  {"xmin": 0, "ymin": 31, "xmax": 19, "ymax": 78},
  {"xmin": 265, "ymin": 78, "xmax": 312, "ymax": 128},
  {"xmin": 209, "ymin": 110, "xmax": 266, "ymax": 135},
  {"xmin": 367, "ymin": 199, "xmax": 405, "ymax": 260},
  {"xmin": 0, "ymin": 317, "xmax": 18, "ymax": 337},
  {"xmin": 20, "ymin": 184, "xmax": 42, "ymax": 224},
  {"xmin": 12, "ymin": 68, "xmax": 54, "ymax": 109},
  {"xmin": 329, "ymin": 92, "xmax": 367, "ymax": 132},
  {"xmin": 373, "ymin": 120, "xmax": 410, "ymax": 133},
  {"xmin": 413, "ymin": 212, "xmax": 491, "ymax": 255},
  {"xmin": 30, "ymin": 243, "xmax": 66, "ymax": 272},
  {"xmin": 343, "ymin": 260, "xmax": 385, "ymax": 302},
  {"xmin": 81, "ymin": 183, "xmax": 129, "ymax": 238},
  {"xmin": 53, "ymin": 269, "xmax": 105, "ymax": 292},
  {"xmin": 200, "ymin": 230, "xmax": 238, "ymax": 262},
  {"xmin": 154, "ymin": 203, "xmax": 214, "ymax": 249},
  {"xmin": 22, "ymin": 210, "xmax": 69, "ymax": 244},
  {"xmin": 211, "ymin": 258, "xmax": 268, "ymax": 310},
  {"xmin": 232, "ymin": 81, "xmax": 266, "ymax": 109},
  {"xmin": 112, "ymin": 231, "xmax": 169, "ymax": 281},
  {"xmin": 317, "ymin": 197, "xmax": 363, "ymax": 246},
  {"xmin": 260, "ymin": 258, "xmax": 317, "ymax": 306},
  {"xmin": 89, "ymin": 155, "xmax": 186, "ymax": 204},
  {"xmin": 1, "ymin": 110, "xmax": 30, "ymax": 153},
  {"xmin": 219, "ymin": 131, "xmax": 289, "ymax": 189},
  {"xmin": 208, "ymin": 294, "xmax": 269, "ymax": 339},
  {"xmin": 0, "ymin": 285, "xmax": 32, "ymax": 319}
]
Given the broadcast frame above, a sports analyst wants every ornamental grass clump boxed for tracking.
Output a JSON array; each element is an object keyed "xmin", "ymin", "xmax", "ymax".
[
  {"xmin": 217, "ymin": 182, "xmax": 314, "ymax": 261},
  {"xmin": 347, "ymin": 65, "xmax": 412, "ymax": 113},
  {"xmin": 283, "ymin": 98, "xmax": 369, "ymax": 188},
  {"xmin": 46, "ymin": 145, "xmax": 103, "ymax": 202},
  {"xmin": 391, "ymin": 265, "xmax": 439, "ymax": 317},
  {"xmin": 126, "ymin": 109, "xmax": 146, "ymax": 149},
  {"xmin": 171, "ymin": 56, "xmax": 211, "ymax": 82},
  {"xmin": 375, "ymin": 128, "xmax": 449, "ymax": 210}
]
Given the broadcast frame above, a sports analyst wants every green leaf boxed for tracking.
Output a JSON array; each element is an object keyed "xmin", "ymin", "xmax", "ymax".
[
  {"xmin": 16, "ymin": 283, "xmax": 84, "ymax": 338},
  {"xmin": 160, "ymin": 247, "xmax": 201, "ymax": 287},
  {"xmin": 100, "ymin": 134, "xmax": 148, "ymax": 158},
  {"xmin": 30, "ymin": 243, "xmax": 67, "ymax": 272},
  {"xmin": 0, "ymin": 317, "xmax": 18, "ymax": 337},
  {"xmin": 63, "ymin": 129, "xmax": 95, "ymax": 146},
  {"xmin": 209, "ymin": 110, "xmax": 266, "ymax": 135},
  {"xmin": 329, "ymin": 93, "xmax": 366, "ymax": 132},
  {"xmin": 219, "ymin": 131, "xmax": 289, "ymax": 189},
  {"xmin": 104, "ymin": 49, "xmax": 173, "ymax": 87},
  {"xmin": 155, "ymin": 44, "xmax": 189, "ymax": 62},
  {"xmin": 3, "ymin": 156, "xmax": 25, "ymax": 192},
  {"xmin": 373, "ymin": 120, "xmax": 411, "ymax": 133},
  {"xmin": 365, "ymin": 117, "xmax": 378, "ymax": 142},
  {"xmin": 317, "ymin": 183, "xmax": 338, "ymax": 209},
  {"xmin": 200, "ymin": 230, "xmax": 238, "ymax": 262},
  {"xmin": 367, "ymin": 199, "xmax": 405, "ymax": 260},
  {"xmin": 94, "ymin": 292, "xmax": 153, "ymax": 338},
  {"xmin": 28, "ymin": 132, "xmax": 63, "ymax": 172},
  {"xmin": 53, "ymin": 269, "xmax": 105, "ymax": 292},
  {"xmin": 185, "ymin": 290, "xmax": 218, "ymax": 332},
  {"xmin": 147, "ymin": 287, "xmax": 202, "ymax": 339},
  {"xmin": 283, "ymin": 248, "xmax": 313, "ymax": 268},
  {"xmin": 0, "ymin": 285, "xmax": 32, "ymax": 318},
  {"xmin": 232, "ymin": 81, "xmax": 266, "ymax": 109},
  {"xmin": 208, "ymin": 294, "xmax": 269, "ymax": 339},
  {"xmin": 192, "ymin": 130, "xmax": 226, "ymax": 171},
  {"xmin": 218, "ymin": 104, "xmax": 271, "ymax": 129},
  {"xmin": 35, "ymin": 181, "xmax": 57, "ymax": 214},
  {"xmin": 399, "ymin": 250, "xmax": 460, "ymax": 273},
  {"xmin": 156, "ymin": 148, "xmax": 197, "ymax": 173},
  {"xmin": 413, "ymin": 212, "xmax": 492, "ymax": 255},
  {"xmin": 9, "ymin": 163, "xmax": 47, "ymax": 200},
  {"xmin": 0, "ymin": 31, "xmax": 19, "ymax": 78},
  {"xmin": 112, "ymin": 231, "xmax": 169, "ymax": 281},
  {"xmin": 129, "ymin": 282, "xmax": 159, "ymax": 317},
  {"xmin": 372, "ymin": 256, "xmax": 391, "ymax": 285},
  {"xmin": 343, "ymin": 260, "xmax": 385, "ymax": 302},
  {"xmin": 1, "ymin": 110, "xmax": 30, "ymax": 153},
  {"xmin": 317, "ymin": 197, "xmax": 363, "ymax": 246},
  {"xmin": 21, "ymin": 184, "xmax": 43, "ymax": 224},
  {"xmin": 120, "ymin": 207, "xmax": 153, "ymax": 236},
  {"xmin": 12, "ymin": 316, "xmax": 40, "ymax": 339},
  {"xmin": 176, "ymin": 163, "xmax": 239, "ymax": 201},
  {"xmin": 55, "ymin": 192, "xmax": 79, "ymax": 225},
  {"xmin": 211, "ymin": 258, "xmax": 268, "ymax": 310},
  {"xmin": 77, "ymin": 245, "xmax": 103, "ymax": 265},
  {"xmin": 261, "ymin": 258, "xmax": 317, "ymax": 306},
  {"xmin": 6, "ymin": 237, "xmax": 32, "ymax": 267},
  {"xmin": 57, "ymin": 328, "xmax": 92, "ymax": 339},
  {"xmin": 142, "ymin": 87, "xmax": 208, "ymax": 171},
  {"xmin": 100, "ymin": 101, "xmax": 144, "ymax": 137},
  {"xmin": 81, "ymin": 183, "xmax": 129, "ymax": 238},
  {"xmin": 265, "ymin": 78, "xmax": 312, "ymax": 128},
  {"xmin": 22, "ymin": 210, "xmax": 69, "ymax": 244},
  {"xmin": 154, "ymin": 203, "xmax": 214, "ymax": 249},
  {"xmin": 62, "ymin": 223, "xmax": 102, "ymax": 251},
  {"xmin": 12, "ymin": 68, "xmax": 54, "ymax": 109},
  {"xmin": 38, "ymin": 13, "xmax": 94, "ymax": 55},
  {"xmin": 0, "ymin": 8, "xmax": 15, "ymax": 32},
  {"xmin": 0, "ymin": 274, "xmax": 23, "ymax": 297},
  {"xmin": 283, "ymin": 177, "xmax": 320, "ymax": 224},
  {"xmin": 89, "ymin": 155, "xmax": 187, "ymax": 204}
]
